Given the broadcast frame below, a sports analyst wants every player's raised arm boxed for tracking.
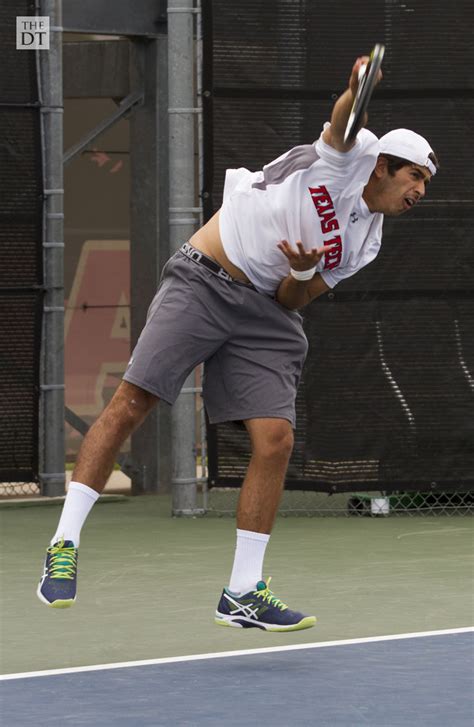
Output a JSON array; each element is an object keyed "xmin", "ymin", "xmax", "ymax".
[{"xmin": 322, "ymin": 55, "xmax": 382, "ymax": 153}]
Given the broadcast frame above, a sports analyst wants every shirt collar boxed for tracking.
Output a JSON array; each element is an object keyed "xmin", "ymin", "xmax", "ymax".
[{"xmin": 354, "ymin": 196, "xmax": 373, "ymax": 219}]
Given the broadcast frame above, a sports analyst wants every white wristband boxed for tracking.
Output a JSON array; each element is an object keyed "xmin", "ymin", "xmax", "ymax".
[{"xmin": 290, "ymin": 267, "xmax": 316, "ymax": 281}]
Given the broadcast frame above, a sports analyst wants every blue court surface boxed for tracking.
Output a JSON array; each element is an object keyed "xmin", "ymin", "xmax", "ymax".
[{"xmin": 1, "ymin": 629, "xmax": 472, "ymax": 726}]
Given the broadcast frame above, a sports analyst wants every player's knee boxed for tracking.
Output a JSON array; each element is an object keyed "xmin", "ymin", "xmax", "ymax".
[
  {"xmin": 106, "ymin": 381, "xmax": 158, "ymax": 428},
  {"xmin": 253, "ymin": 422, "xmax": 294, "ymax": 462}
]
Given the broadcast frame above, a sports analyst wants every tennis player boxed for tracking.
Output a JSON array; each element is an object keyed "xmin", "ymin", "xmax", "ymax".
[{"xmin": 37, "ymin": 56, "xmax": 438, "ymax": 630}]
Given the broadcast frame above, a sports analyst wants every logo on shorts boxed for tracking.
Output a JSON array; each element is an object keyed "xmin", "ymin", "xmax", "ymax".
[
  {"xmin": 217, "ymin": 268, "xmax": 233, "ymax": 282},
  {"xmin": 181, "ymin": 242, "xmax": 202, "ymax": 263}
]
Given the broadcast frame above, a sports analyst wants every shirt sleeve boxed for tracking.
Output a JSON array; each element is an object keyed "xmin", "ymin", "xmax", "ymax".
[{"xmin": 314, "ymin": 123, "xmax": 380, "ymax": 188}]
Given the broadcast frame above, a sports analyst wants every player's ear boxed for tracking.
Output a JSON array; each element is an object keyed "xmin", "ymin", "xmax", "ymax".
[{"xmin": 373, "ymin": 155, "xmax": 389, "ymax": 179}]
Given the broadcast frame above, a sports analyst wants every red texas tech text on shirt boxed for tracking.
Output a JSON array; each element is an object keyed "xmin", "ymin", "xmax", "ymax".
[{"xmin": 308, "ymin": 185, "xmax": 342, "ymax": 270}]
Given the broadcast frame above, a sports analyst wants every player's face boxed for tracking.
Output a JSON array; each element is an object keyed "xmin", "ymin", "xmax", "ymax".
[{"xmin": 377, "ymin": 163, "xmax": 432, "ymax": 216}]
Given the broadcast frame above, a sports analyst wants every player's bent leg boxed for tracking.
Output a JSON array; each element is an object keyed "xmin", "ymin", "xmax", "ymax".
[
  {"xmin": 215, "ymin": 418, "xmax": 316, "ymax": 631},
  {"xmin": 73, "ymin": 380, "xmax": 159, "ymax": 492},
  {"xmin": 237, "ymin": 417, "xmax": 294, "ymax": 533},
  {"xmin": 37, "ymin": 381, "xmax": 159, "ymax": 608}
]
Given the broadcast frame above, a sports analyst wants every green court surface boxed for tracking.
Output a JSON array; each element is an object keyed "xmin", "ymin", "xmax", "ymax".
[{"xmin": 0, "ymin": 496, "xmax": 472, "ymax": 675}]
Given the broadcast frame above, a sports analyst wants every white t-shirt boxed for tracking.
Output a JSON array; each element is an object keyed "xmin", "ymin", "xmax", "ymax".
[{"xmin": 218, "ymin": 123, "xmax": 384, "ymax": 295}]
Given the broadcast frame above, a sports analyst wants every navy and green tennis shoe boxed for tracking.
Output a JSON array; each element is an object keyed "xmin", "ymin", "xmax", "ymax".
[
  {"xmin": 215, "ymin": 578, "xmax": 316, "ymax": 632},
  {"xmin": 37, "ymin": 538, "xmax": 78, "ymax": 608}
]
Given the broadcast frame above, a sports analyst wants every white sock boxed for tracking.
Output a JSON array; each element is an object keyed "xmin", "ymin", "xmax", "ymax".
[
  {"xmin": 228, "ymin": 528, "xmax": 270, "ymax": 595},
  {"xmin": 50, "ymin": 481, "xmax": 100, "ymax": 547}
]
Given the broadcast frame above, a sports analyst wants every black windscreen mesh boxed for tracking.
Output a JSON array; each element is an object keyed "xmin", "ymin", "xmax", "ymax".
[
  {"xmin": 209, "ymin": 299, "xmax": 474, "ymax": 492},
  {"xmin": 0, "ymin": 109, "xmax": 42, "ymax": 288},
  {"xmin": 0, "ymin": 293, "xmax": 42, "ymax": 480},
  {"xmin": 209, "ymin": 0, "xmax": 474, "ymax": 92},
  {"xmin": 0, "ymin": 0, "xmax": 38, "ymax": 104},
  {"xmin": 0, "ymin": 1, "xmax": 42, "ymax": 482},
  {"xmin": 204, "ymin": 1, "xmax": 474, "ymax": 492}
]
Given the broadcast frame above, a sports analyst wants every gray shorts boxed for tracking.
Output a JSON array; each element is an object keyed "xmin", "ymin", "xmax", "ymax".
[{"xmin": 123, "ymin": 246, "xmax": 308, "ymax": 426}]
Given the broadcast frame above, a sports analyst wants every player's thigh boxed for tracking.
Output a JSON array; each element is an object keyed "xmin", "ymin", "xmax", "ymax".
[
  {"xmin": 203, "ymin": 299, "xmax": 308, "ymax": 426},
  {"xmin": 123, "ymin": 254, "xmax": 234, "ymax": 405}
]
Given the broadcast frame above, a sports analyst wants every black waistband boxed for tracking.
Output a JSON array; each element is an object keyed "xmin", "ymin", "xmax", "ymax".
[{"xmin": 179, "ymin": 242, "xmax": 256, "ymax": 289}]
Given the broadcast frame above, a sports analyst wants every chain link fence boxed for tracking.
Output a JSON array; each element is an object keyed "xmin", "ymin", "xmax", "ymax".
[
  {"xmin": 0, "ymin": 482, "xmax": 41, "ymax": 498},
  {"xmin": 207, "ymin": 488, "xmax": 474, "ymax": 517}
]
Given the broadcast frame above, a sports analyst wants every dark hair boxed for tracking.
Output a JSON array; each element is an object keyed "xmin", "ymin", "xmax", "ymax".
[{"xmin": 380, "ymin": 151, "xmax": 440, "ymax": 176}]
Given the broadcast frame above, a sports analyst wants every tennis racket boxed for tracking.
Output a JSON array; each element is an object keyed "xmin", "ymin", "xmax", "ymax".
[{"xmin": 344, "ymin": 43, "xmax": 385, "ymax": 144}]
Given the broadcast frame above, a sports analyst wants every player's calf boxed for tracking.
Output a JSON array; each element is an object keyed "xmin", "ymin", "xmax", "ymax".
[{"xmin": 36, "ymin": 382, "xmax": 159, "ymax": 610}]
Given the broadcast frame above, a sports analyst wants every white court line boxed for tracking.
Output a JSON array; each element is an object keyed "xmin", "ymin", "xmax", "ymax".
[
  {"xmin": 1, "ymin": 627, "xmax": 472, "ymax": 682},
  {"xmin": 397, "ymin": 527, "xmax": 473, "ymax": 539}
]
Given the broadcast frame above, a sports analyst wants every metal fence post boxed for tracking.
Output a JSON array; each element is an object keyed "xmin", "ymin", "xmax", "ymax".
[
  {"xmin": 168, "ymin": 0, "xmax": 200, "ymax": 514},
  {"xmin": 38, "ymin": 0, "xmax": 65, "ymax": 496},
  {"xmin": 130, "ymin": 36, "xmax": 172, "ymax": 494}
]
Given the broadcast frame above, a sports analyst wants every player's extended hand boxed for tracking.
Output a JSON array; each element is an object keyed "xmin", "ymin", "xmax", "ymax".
[
  {"xmin": 277, "ymin": 240, "xmax": 335, "ymax": 271},
  {"xmin": 349, "ymin": 56, "xmax": 383, "ymax": 96}
]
